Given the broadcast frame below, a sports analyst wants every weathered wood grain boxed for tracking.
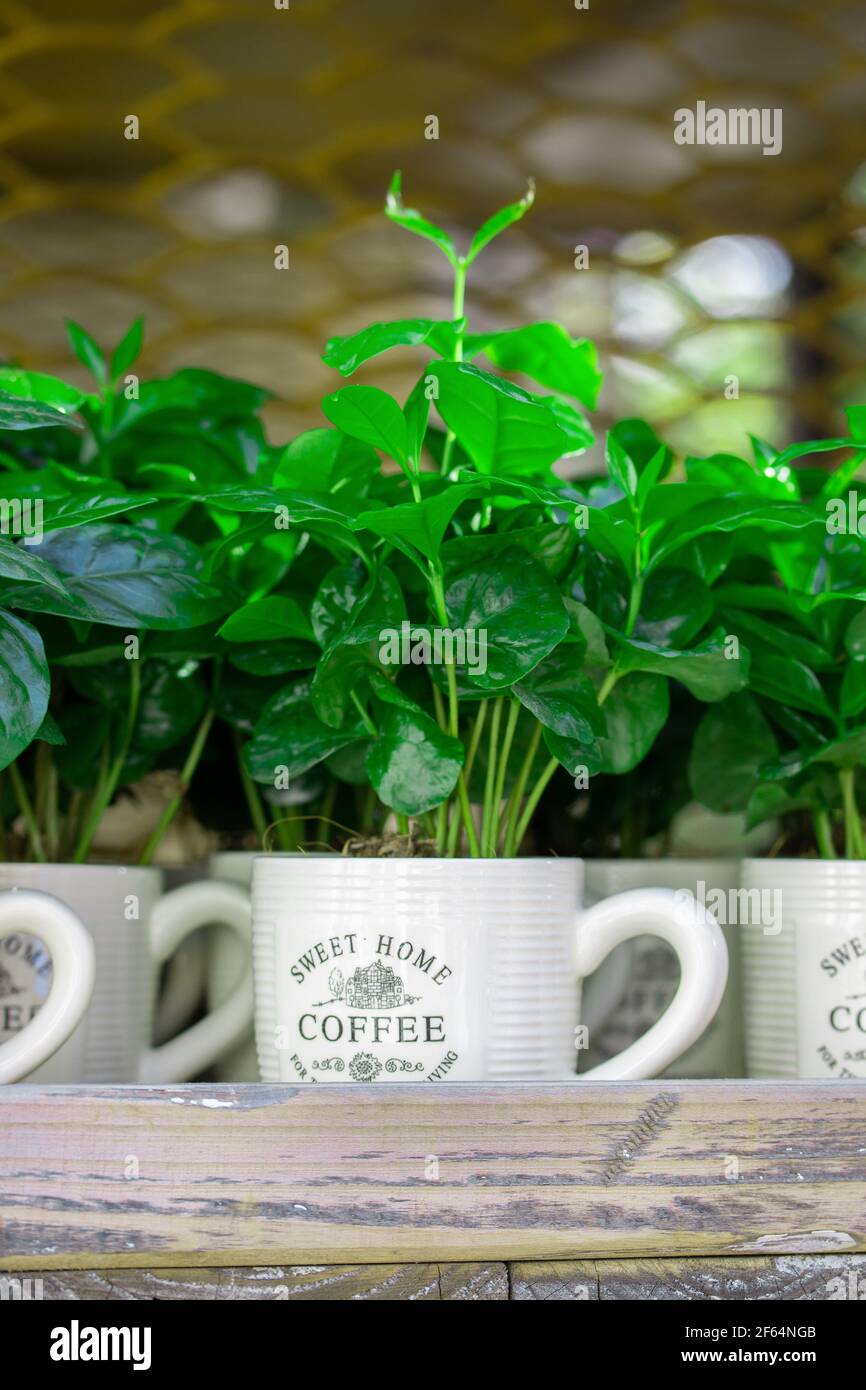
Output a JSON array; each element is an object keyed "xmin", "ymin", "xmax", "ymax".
[
  {"xmin": 512, "ymin": 1254, "xmax": 866, "ymax": 1301},
  {"xmin": 5, "ymin": 1256, "xmax": 863, "ymax": 1300},
  {"xmin": 9, "ymin": 1262, "xmax": 507, "ymax": 1301},
  {"xmin": 0, "ymin": 1082, "xmax": 864, "ymax": 1269}
]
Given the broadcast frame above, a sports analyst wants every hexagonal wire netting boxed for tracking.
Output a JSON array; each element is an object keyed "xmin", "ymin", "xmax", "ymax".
[{"xmin": 0, "ymin": 0, "xmax": 863, "ymax": 468}]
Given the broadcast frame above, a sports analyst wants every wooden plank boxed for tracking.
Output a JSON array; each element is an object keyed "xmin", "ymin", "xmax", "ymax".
[
  {"xmin": 0, "ymin": 1082, "xmax": 864, "ymax": 1269},
  {"xmin": 512, "ymin": 1254, "xmax": 866, "ymax": 1301},
  {"xmin": 7, "ymin": 1256, "xmax": 865, "ymax": 1301},
  {"xmin": 13, "ymin": 1262, "xmax": 507, "ymax": 1301}
]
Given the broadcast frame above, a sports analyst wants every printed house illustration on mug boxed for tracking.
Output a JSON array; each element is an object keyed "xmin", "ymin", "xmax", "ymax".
[{"xmin": 345, "ymin": 959, "xmax": 405, "ymax": 1010}]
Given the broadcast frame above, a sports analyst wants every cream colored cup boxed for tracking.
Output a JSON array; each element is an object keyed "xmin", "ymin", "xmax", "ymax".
[
  {"xmin": 741, "ymin": 858, "xmax": 866, "ymax": 1079},
  {"xmin": 0, "ymin": 889, "xmax": 94, "ymax": 1082},
  {"xmin": 251, "ymin": 855, "xmax": 728, "ymax": 1083},
  {"xmin": 0, "ymin": 865, "xmax": 252, "ymax": 1082}
]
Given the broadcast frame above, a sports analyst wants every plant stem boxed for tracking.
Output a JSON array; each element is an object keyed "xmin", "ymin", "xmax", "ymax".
[
  {"xmin": 503, "ymin": 723, "xmax": 542, "ymax": 858},
  {"xmin": 74, "ymin": 658, "xmax": 142, "ymax": 864},
  {"xmin": 45, "ymin": 753, "xmax": 59, "ymax": 861},
  {"xmin": 840, "ymin": 769, "xmax": 865, "ymax": 859},
  {"xmin": 488, "ymin": 698, "xmax": 519, "ymax": 856},
  {"xmin": 481, "ymin": 697, "xmax": 503, "ymax": 857},
  {"xmin": 462, "ymin": 701, "xmax": 488, "ymax": 790},
  {"xmin": 597, "ymin": 532, "xmax": 645, "ymax": 708},
  {"xmin": 317, "ymin": 781, "xmax": 337, "ymax": 849},
  {"xmin": 8, "ymin": 761, "xmax": 45, "ymax": 862},
  {"xmin": 812, "ymin": 806, "xmax": 837, "ymax": 860},
  {"xmin": 60, "ymin": 790, "xmax": 84, "ymax": 861},
  {"xmin": 511, "ymin": 756, "xmax": 559, "ymax": 856},
  {"xmin": 350, "ymin": 689, "xmax": 379, "ymax": 737},
  {"xmin": 456, "ymin": 772, "xmax": 480, "ymax": 858},
  {"xmin": 439, "ymin": 258, "xmax": 467, "ymax": 478},
  {"xmin": 446, "ymin": 700, "xmax": 487, "ymax": 857},
  {"xmin": 431, "ymin": 683, "xmax": 447, "ymax": 731},
  {"xmin": 360, "ymin": 785, "xmax": 376, "ymax": 836},
  {"xmin": 235, "ymin": 730, "xmax": 268, "ymax": 846},
  {"xmin": 138, "ymin": 706, "xmax": 215, "ymax": 866},
  {"xmin": 597, "ymin": 666, "xmax": 620, "ymax": 706}
]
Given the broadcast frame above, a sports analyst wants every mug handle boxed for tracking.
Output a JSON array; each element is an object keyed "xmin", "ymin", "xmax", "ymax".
[
  {"xmin": 0, "ymin": 890, "xmax": 95, "ymax": 1084},
  {"xmin": 138, "ymin": 882, "xmax": 253, "ymax": 1084},
  {"xmin": 578, "ymin": 888, "xmax": 728, "ymax": 1080}
]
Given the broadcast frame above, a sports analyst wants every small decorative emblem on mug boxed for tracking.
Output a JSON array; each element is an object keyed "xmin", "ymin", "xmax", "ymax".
[{"xmin": 348, "ymin": 1052, "xmax": 382, "ymax": 1083}]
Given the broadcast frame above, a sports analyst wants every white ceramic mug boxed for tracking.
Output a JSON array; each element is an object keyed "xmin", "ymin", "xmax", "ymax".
[
  {"xmin": 251, "ymin": 855, "xmax": 728, "ymax": 1083},
  {"xmin": 741, "ymin": 858, "xmax": 866, "ymax": 1079},
  {"xmin": 582, "ymin": 859, "xmax": 745, "ymax": 1079},
  {"xmin": 0, "ymin": 889, "xmax": 95, "ymax": 1082},
  {"xmin": 207, "ymin": 852, "xmax": 257, "ymax": 1081},
  {"xmin": 0, "ymin": 865, "xmax": 253, "ymax": 1082}
]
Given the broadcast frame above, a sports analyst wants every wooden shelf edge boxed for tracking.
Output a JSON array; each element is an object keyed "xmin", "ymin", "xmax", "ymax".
[{"xmin": 1, "ymin": 1081, "xmax": 864, "ymax": 1269}]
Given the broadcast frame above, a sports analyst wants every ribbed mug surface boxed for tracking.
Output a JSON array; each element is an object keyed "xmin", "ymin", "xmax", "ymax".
[
  {"xmin": 741, "ymin": 859, "xmax": 866, "ymax": 1078},
  {"xmin": 252, "ymin": 855, "xmax": 583, "ymax": 1083}
]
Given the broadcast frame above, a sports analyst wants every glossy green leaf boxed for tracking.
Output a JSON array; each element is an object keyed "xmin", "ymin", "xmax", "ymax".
[
  {"xmin": 688, "ymin": 692, "xmax": 778, "ymax": 814},
  {"xmin": 272, "ymin": 428, "xmax": 379, "ymax": 496},
  {"xmin": 227, "ymin": 640, "xmax": 318, "ymax": 677},
  {"xmin": 310, "ymin": 563, "xmax": 404, "ymax": 647},
  {"xmin": 612, "ymin": 631, "xmax": 748, "ymax": 702},
  {"xmin": 430, "ymin": 361, "xmax": 570, "ymax": 476},
  {"xmin": 635, "ymin": 570, "xmax": 712, "ymax": 647},
  {"xmin": 513, "ymin": 648, "xmax": 605, "ymax": 743},
  {"xmin": 0, "ymin": 525, "xmax": 229, "ymax": 630},
  {"xmin": 444, "ymin": 549, "xmax": 569, "ymax": 691},
  {"xmin": 719, "ymin": 606, "xmax": 833, "ymax": 671},
  {"xmin": 218, "ymin": 595, "xmax": 314, "ymax": 644},
  {"xmin": 244, "ymin": 677, "xmax": 364, "ymax": 781},
  {"xmin": 384, "ymin": 170, "xmax": 457, "ymax": 264},
  {"xmin": 605, "ymin": 433, "xmax": 638, "ymax": 500},
  {"xmin": 322, "ymin": 319, "xmax": 462, "ymax": 375},
  {"xmin": 356, "ymin": 485, "xmax": 483, "ymax": 563},
  {"xmin": 0, "ymin": 538, "xmax": 69, "ymax": 595},
  {"xmin": 321, "ymin": 384, "xmax": 409, "ymax": 467},
  {"xmin": 544, "ymin": 664, "xmax": 670, "ymax": 776},
  {"xmin": 595, "ymin": 672, "xmax": 669, "ymax": 774},
  {"xmin": 464, "ymin": 322, "xmax": 601, "ymax": 409},
  {"xmin": 465, "ymin": 179, "xmax": 535, "ymax": 264},
  {"xmin": 310, "ymin": 567, "xmax": 406, "ymax": 726},
  {"xmin": 748, "ymin": 648, "xmax": 834, "ymax": 718},
  {"xmin": 647, "ymin": 497, "xmax": 821, "ymax": 573},
  {"xmin": 0, "ymin": 610, "xmax": 49, "ymax": 770},
  {"xmin": 0, "ymin": 395, "xmax": 84, "ymax": 432},
  {"xmin": 110, "ymin": 317, "xmax": 144, "ymax": 382},
  {"xmin": 403, "ymin": 374, "xmax": 432, "ymax": 468},
  {"xmin": 536, "ymin": 394, "xmax": 594, "ymax": 456},
  {"xmin": 66, "ymin": 320, "xmax": 107, "ymax": 385},
  {"xmin": 840, "ymin": 658, "xmax": 866, "ymax": 720},
  {"xmin": 564, "ymin": 599, "xmax": 610, "ymax": 667},
  {"xmin": 366, "ymin": 677, "xmax": 463, "ymax": 815},
  {"xmin": 35, "ymin": 710, "xmax": 65, "ymax": 746},
  {"xmin": 845, "ymin": 606, "xmax": 866, "ymax": 658},
  {"xmin": 0, "ymin": 369, "xmax": 91, "ymax": 414},
  {"xmin": 114, "ymin": 368, "xmax": 269, "ymax": 433}
]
